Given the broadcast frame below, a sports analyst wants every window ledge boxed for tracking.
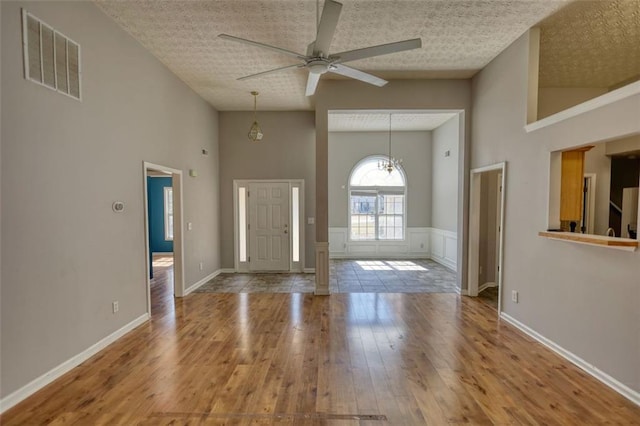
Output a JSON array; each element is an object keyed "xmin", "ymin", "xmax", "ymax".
[
  {"xmin": 538, "ymin": 231, "xmax": 638, "ymax": 252},
  {"xmin": 525, "ymin": 81, "xmax": 640, "ymax": 133}
]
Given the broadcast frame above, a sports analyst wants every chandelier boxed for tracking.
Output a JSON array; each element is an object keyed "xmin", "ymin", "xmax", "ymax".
[
  {"xmin": 378, "ymin": 113, "xmax": 402, "ymax": 173},
  {"xmin": 248, "ymin": 91, "xmax": 263, "ymax": 142}
]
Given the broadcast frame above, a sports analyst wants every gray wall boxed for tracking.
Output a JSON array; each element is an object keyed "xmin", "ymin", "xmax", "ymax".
[
  {"xmin": 431, "ymin": 116, "xmax": 459, "ymax": 232},
  {"xmin": 1, "ymin": 1, "xmax": 220, "ymax": 398},
  {"xmin": 328, "ymin": 131, "xmax": 432, "ymax": 228},
  {"xmin": 218, "ymin": 111, "xmax": 315, "ymax": 269},
  {"xmin": 472, "ymin": 30, "xmax": 640, "ymax": 393}
]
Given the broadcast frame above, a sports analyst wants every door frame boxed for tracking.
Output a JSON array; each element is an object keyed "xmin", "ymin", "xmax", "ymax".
[
  {"xmin": 233, "ymin": 179, "xmax": 305, "ymax": 273},
  {"xmin": 143, "ymin": 162, "xmax": 185, "ymax": 315},
  {"xmin": 468, "ymin": 162, "xmax": 506, "ymax": 314}
]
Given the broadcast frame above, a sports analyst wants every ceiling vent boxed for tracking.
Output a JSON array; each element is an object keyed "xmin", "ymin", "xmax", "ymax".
[{"xmin": 22, "ymin": 9, "xmax": 81, "ymax": 100}]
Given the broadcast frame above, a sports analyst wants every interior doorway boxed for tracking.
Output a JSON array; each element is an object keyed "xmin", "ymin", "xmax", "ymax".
[
  {"xmin": 143, "ymin": 162, "xmax": 184, "ymax": 315},
  {"xmin": 468, "ymin": 163, "xmax": 506, "ymax": 313}
]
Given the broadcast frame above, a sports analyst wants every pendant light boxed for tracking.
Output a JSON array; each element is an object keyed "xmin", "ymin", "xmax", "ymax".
[
  {"xmin": 378, "ymin": 113, "xmax": 402, "ymax": 173},
  {"xmin": 248, "ymin": 91, "xmax": 263, "ymax": 142}
]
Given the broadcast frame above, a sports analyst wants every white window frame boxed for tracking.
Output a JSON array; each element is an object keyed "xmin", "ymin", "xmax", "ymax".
[
  {"xmin": 164, "ymin": 186, "xmax": 174, "ymax": 241},
  {"xmin": 21, "ymin": 9, "xmax": 82, "ymax": 101},
  {"xmin": 348, "ymin": 156, "xmax": 407, "ymax": 242}
]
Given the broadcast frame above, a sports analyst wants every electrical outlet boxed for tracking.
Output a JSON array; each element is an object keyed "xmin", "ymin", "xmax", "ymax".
[
  {"xmin": 479, "ymin": 265, "xmax": 483, "ymax": 275},
  {"xmin": 112, "ymin": 301, "xmax": 119, "ymax": 313},
  {"xmin": 511, "ymin": 291, "xmax": 519, "ymax": 303},
  {"xmin": 199, "ymin": 262, "xmax": 204, "ymax": 271},
  {"xmin": 188, "ymin": 222, "xmax": 193, "ymax": 231}
]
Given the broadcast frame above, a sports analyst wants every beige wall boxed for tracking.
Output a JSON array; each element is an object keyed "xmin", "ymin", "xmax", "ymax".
[
  {"xmin": 1, "ymin": 1, "xmax": 220, "ymax": 398},
  {"xmin": 538, "ymin": 87, "xmax": 608, "ymax": 119},
  {"xmin": 328, "ymin": 131, "xmax": 432, "ymax": 228},
  {"xmin": 472, "ymin": 30, "xmax": 640, "ymax": 393},
  {"xmin": 218, "ymin": 111, "xmax": 315, "ymax": 269},
  {"xmin": 431, "ymin": 116, "xmax": 460, "ymax": 232}
]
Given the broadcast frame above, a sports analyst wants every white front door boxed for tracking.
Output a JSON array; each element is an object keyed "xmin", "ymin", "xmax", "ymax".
[{"xmin": 248, "ymin": 182, "xmax": 290, "ymax": 271}]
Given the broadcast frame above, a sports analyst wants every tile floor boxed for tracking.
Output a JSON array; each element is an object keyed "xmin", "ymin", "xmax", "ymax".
[{"xmin": 196, "ymin": 259, "xmax": 457, "ymax": 294}]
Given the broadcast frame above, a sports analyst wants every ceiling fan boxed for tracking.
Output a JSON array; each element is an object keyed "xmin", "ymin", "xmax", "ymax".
[{"xmin": 218, "ymin": 0, "xmax": 422, "ymax": 96}]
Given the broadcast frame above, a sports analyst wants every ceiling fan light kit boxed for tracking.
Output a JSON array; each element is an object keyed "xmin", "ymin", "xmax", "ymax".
[{"xmin": 219, "ymin": 0, "xmax": 422, "ymax": 97}]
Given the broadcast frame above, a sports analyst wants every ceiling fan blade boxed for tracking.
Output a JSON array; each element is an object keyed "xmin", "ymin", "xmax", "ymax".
[
  {"xmin": 313, "ymin": 0, "xmax": 342, "ymax": 56},
  {"xmin": 237, "ymin": 64, "xmax": 304, "ymax": 81},
  {"xmin": 329, "ymin": 64, "xmax": 388, "ymax": 87},
  {"xmin": 218, "ymin": 34, "xmax": 307, "ymax": 60},
  {"xmin": 331, "ymin": 38, "xmax": 422, "ymax": 64},
  {"xmin": 305, "ymin": 72, "xmax": 321, "ymax": 96}
]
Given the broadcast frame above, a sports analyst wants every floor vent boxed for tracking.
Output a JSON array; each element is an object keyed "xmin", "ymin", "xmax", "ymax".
[{"xmin": 22, "ymin": 9, "xmax": 81, "ymax": 100}]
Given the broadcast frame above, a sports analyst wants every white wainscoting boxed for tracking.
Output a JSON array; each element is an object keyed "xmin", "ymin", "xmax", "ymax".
[
  {"xmin": 328, "ymin": 227, "xmax": 456, "ymax": 270},
  {"xmin": 429, "ymin": 228, "xmax": 457, "ymax": 270}
]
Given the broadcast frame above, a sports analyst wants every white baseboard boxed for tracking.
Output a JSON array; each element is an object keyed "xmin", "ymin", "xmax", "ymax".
[
  {"xmin": 0, "ymin": 313, "xmax": 149, "ymax": 414},
  {"xmin": 152, "ymin": 252, "xmax": 174, "ymax": 256},
  {"xmin": 303, "ymin": 268, "xmax": 315, "ymax": 273},
  {"xmin": 219, "ymin": 268, "xmax": 235, "ymax": 273},
  {"xmin": 500, "ymin": 312, "xmax": 640, "ymax": 406},
  {"xmin": 329, "ymin": 254, "xmax": 429, "ymax": 259},
  {"xmin": 184, "ymin": 270, "xmax": 222, "ymax": 295},
  {"xmin": 478, "ymin": 282, "xmax": 497, "ymax": 293},
  {"xmin": 430, "ymin": 255, "xmax": 456, "ymax": 271},
  {"xmin": 459, "ymin": 288, "xmax": 469, "ymax": 296}
]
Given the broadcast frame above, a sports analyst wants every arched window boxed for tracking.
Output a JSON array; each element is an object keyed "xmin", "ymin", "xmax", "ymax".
[{"xmin": 349, "ymin": 156, "xmax": 406, "ymax": 240}]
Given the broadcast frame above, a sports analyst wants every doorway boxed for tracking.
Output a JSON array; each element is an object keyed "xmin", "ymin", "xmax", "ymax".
[
  {"xmin": 143, "ymin": 162, "xmax": 184, "ymax": 315},
  {"xmin": 468, "ymin": 163, "xmax": 506, "ymax": 313},
  {"xmin": 234, "ymin": 179, "xmax": 305, "ymax": 272}
]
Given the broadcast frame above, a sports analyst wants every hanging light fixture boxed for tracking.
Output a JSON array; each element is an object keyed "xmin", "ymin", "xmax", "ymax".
[
  {"xmin": 378, "ymin": 113, "xmax": 402, "ymax": 173},
  {"xmin": 248, "ymin": 91, "xmax": 263, "ymax": 142}
]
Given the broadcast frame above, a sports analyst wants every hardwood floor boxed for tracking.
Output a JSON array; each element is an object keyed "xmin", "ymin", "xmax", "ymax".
[{"xmin": 2, "ymin": 262, "xmax": 639, "ymax": 425}]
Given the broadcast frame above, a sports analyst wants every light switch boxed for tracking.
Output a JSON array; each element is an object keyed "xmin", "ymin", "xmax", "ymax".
[{"xmin": 307, "ymin": 217, "xmax": 315, "ymax": 225}]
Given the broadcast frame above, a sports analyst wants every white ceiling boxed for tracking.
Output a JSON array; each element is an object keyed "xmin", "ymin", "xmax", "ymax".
[
  {"xmin": 328, "ymin": 112, "xmax": 457, "ymax": 132},
  {"xmin": 95, "ymin": 0, "xmax": 570, "ymax": 111}
]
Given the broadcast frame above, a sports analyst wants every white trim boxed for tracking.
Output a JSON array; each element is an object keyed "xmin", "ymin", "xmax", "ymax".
[
  {"xmin": 500, "ymin": 313, "xmax": 640, "ymax": 406},
  {"xmin": 478, "ymin": 282, "xmax": 497, "ymax": 293},
  {"xmin": 459, "ymin": 289, "xmax": 469, "ymax": 296},
  {"xmin": 219, "ymin": 268, "xmax": 236, "ymax": 274},
  {"xmin": 0, "ymin": 313, "xmax": 149, "ymax": 414},
  {"xmin": 429, "ymin": 228, "xmax": 457, "ymax": 271},
  {"xmin": 303, "ymin": 268, "xmax": 315, "ymax": 273},
  {"xmin": 152, "ymin": 252, "xmax": 174, "ymax": 256},
  {"xmin": 184, "ymin": 270, "xmax": 223, "ymax": 295},
  {"xmin": 525, "ymin": 81, "xmax": 640, "ymax": 133}
]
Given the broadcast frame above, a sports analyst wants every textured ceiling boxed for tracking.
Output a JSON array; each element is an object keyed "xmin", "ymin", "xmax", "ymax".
[
  {"xmin": 95, "ymin": 0, "xmax": 569, "ymax": 111},
  {"xmin": 328, "ymin": 112, "xmax": 457, "ymax": 131},
  {"xmin": 538, "ymin": 0, "xmax": 640, "ymax": 88}
]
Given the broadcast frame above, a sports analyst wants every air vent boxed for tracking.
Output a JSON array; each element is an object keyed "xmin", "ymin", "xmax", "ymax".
[{"xmin": 22, "ymin": 9, "xmax": 81, "ymax": 100}]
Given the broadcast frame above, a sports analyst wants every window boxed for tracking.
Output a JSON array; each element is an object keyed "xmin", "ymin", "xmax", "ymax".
[
  {"xmin": 164, "ymin": 187, "xmax": 173, "ymax": 241},
  {"xmin": 349, "ymin": 156, "xmax": 406, "ymax": 240},
  {"xmin": 22, "ymin": 9, "xmax": 81, "ymax": 100}
]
